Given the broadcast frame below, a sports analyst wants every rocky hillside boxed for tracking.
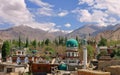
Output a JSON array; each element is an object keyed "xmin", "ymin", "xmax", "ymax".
[
  {"xmin": 95, "ymin": 27, "xmax": 120, "ymax": 41},
  {"xmin": 67, "ymin": 24, "xmax": 120, "ymax": 39}
]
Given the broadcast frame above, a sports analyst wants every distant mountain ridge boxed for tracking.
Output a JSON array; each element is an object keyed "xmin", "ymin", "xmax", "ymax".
[
  {"xmin": 0, "ymin": 25, "xmax": 66, "ymax": 41},
  {"xmin": 0, "ymin": 24, "xmax": 120, "ymax": 41},
  {"xmin": 95, "ymin": 26, "xmax": 120, "ymax": 41},
  {"xmin": 67, "ymin": 24, "xmax": 120, "ymax": 39}
]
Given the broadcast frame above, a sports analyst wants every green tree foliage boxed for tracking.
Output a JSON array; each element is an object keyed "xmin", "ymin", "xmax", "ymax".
[
  {"xmin": 111, "ymin": 48, "xmax": 120, "ymax": 59},
  {"xmin": 97, "ymin": 50, "xmax": 107, "ymax": 60},
  {"xmin": 98, "ymin": 37, "xmax": 107, "ymax": 46},
  {"xmin": 32, "ymin": 39, "xmax": 37, "ymax": 49},
  {"xmin": 12, "ymin": 39, "xmax": 17, "ymax": 47},
  {"xmin": 38, "ymin": 41, "xmax": 41, "ymax": 47},
  {"xmin": 41, "ymin": 40, "xmax": 45, "ymax": 47},
  {"xmin": 54, "ymin": 39, "xmax": 59, "ymax": 46},
  {"xmin": 107, "ymin": 40, "xmax": 120, "ymax": 46},
  {"xmin": 76, "ymin": 36, "xmax": 79, "ymax": 42},
  {"xmin": 25, "ymin": 37, "xmax": 29, "ymax": 48},
  {"xmin": 64, "ymin": 37, "xmax": 68, "ymax": 45},
  {"xmin": 18, "ymin": 36, "xmax": 22, "ymax": 49},
  {"xmin": 2, "ymin": 41, "xmax": 11, "ymax": 59},
  {"xmin": 87, "ymin": 45, "xmax": 94, "ymax": 59},
  {"xmin": 58, "ymin": 36, "xmax": 64, "ymax": 46},
  {"xmin": 44, "ymin": 46, "xmax": 55, "ymax": 60},
  {"xmin": 45, "ymin": 38, "xmax": 50, "ymax": 46},
  {"xmin": 45, "ymin": 46, "xmax": 55, "ymax": 54},
  {"xmin": 114, "ymin": 48, "xmax": 120, "ymax": 56}
]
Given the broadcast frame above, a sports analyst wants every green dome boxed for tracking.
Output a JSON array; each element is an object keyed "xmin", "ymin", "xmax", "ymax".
[
  {"xmin": 66, "ymin": 39, "xmax": 78, "ymax": 47},
  {"xmin": 58, "ymin": 64, "xmax": 67, "ymax": 70},
  {"xmin": 32, "ymin": 50, "xmax": 38, "ymax": 54}
]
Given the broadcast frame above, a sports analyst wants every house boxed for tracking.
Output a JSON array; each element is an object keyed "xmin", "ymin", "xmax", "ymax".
[
  {"xmin": 0, "ymin": 62, "xmax": 29, "ymax": 74},
  {"xmin": 15, "ymin": 50, "xmax": 26, "ymax": 56},
  {"xmin": 98, "ymin": 46, "xmax": 114, "ymax": 55}
]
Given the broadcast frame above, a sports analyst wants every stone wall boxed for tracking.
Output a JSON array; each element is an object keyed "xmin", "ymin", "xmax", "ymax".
[
  {"xmin": 0, "ymin": 72, "xmax": 5, "ymax": 75},
  {"xmin": 77, "ymin": 69, "xmax": 110, "ymax": 75},
  {"xmin": 98, "ymin": 60, "xmax": 120, "ymax": 71},
  {"xmin": 67, "ymin": 65, "xmax": 82, "ymax": 71},
  {"xmin": 105, "ymin": 65, "xmax": 120, "ymax": 75},
  {"xmin": 0, "ymin": 72, "xmax": 19, "ymax": 75}
]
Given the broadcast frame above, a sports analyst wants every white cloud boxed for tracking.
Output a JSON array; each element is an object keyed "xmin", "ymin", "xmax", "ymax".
[
  {"xmin": 0, "ymin": 0, "xmax": 57, "ymax": 31},
  {"xmin": 30, "ymin": 0, "xmax": 53, "ymax": 7},
  {"xmin": 61, "ymin": 30, "xmax": 73, "ymax": 33},
  {"xmin": 72, "ymin": 8, "xmax": 109, "ymax": 26},
  {"xmin": 30, "ymin": 0, "xmax": 54, "ymax": 16},
  {"xmin": 24, "ymin": 22, "xmax": 56, "ymax": 31},
  {"xmin": 78, "ymin": 0, "xmax": 95, "ymax": 6},
  {"xmin": 38, "ymin": 7, "xmax": 54, "ymax": 16},
  {"xmin": 65, "ymin": 23, "xmax": 71, "ymax": 28},
  {"xmin": 58, "ymin": 10, "xmax": 68, "ymax": 17},
  {"xmin": 0, "ymin": 0, "xmax": 33, "ymax": 25},
  {"xmin": 79, "ymin": 9, "xmax": 92, "ymax": 22},
  {"xmin": 76, "ymin": 0, "xmax": 120, "ymax": 26},
  {"xmin": 56, "ymin": 25, "xmax": 61, "ymax": 28}
]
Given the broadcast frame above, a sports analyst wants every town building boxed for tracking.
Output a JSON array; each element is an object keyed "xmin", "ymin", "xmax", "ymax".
[{"xmin": 65, "ymin": 39, "xmax": 79, "ymax": 65}]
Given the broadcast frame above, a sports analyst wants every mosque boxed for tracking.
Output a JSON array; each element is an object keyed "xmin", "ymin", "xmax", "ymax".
[
  {"xmin": 65, "ymin": 38, "xmax": 80, "ymax": 65},
  {"xmin": 59, "ymin": 38, "xmax": 88, "ymax": 71}
]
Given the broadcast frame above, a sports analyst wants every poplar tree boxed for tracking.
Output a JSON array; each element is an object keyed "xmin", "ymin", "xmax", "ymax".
[
  {"xmin": 25, "ymin": 37, "xmax": 29, "ymax": 48},
  {"xmin": 2, "ymin": 41, "xmax": 10, "ymax": 59}
]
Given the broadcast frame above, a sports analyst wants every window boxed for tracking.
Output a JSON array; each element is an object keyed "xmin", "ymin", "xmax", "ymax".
[
  {"xmin": 7, "ymin": 68, "xmax": 12, "ymax": 73},
  {"xmin": 69, "ymin": 60, "xmax": 75, "ymax": 63}
]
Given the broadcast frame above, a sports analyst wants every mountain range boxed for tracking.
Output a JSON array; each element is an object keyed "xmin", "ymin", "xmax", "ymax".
[
  {"xmin": 0, "ymin": 25, "xmax": 66, "ymax": 41},
  {"xmin": 0, "ymin": 24, "xmax": 120, "ymax": 41},
  {"xmin": 67, "ymin": 24, "xmax": 120, "ymax": 38},
  {"xmin": 95, "ymin": 26, "xmax": 120, "ymax": 41}
]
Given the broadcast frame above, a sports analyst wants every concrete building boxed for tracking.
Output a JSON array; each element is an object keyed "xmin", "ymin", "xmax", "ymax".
[
  {"xmin": 0, "ymin": 63, "xmax": 29, "ymax": 74},
  {"xmin": 15, "ymin": 50, "xmax": 26, "ymax": 56},
  {"xmin": 65, "ymin": 39, "xmax": 79, "ymax": 65}
]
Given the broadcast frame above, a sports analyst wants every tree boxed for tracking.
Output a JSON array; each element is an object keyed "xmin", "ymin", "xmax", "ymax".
[
  {"xmin": 58, "ymin": 36, "xmax": 64, "ymax": 46},
  {"xmin": 41, "ymin": 40, "xmax": 45, "ymax": 47},
  {"xmin": 45, "ymin": 46, "xmax": 55, "ymax": 60},
  {"xmin": 45, "ymin": 46, "xmax": 55, "ymax": 55},
  {"xmin": 25, "ymin": 37, "xmax": 29, "ymax": 48},
  {"xmin": 76, "ymin": 36, "xmax": 79, "ymax": 42},
  {"xmin": 98, "ymin": 37, "xmax": 107, "ymax": 46},
  {"xmin": 112, "ymin": 48, "xmax": 120, "ymax": 58},
  {"xmin": 2, "ymin": 41, "xmax": 11, "ymax": 59},
  {"xmin": 45, "ymin": 38, "xmax": 50, "ymax": 46},
  {"xmin": 12, "ymin": 39, "xmax": 18, "ymax": 47},
  {"xmin": 87, "ymin": 45, "xmax": 94, "ymax": 59},
  {"xmin": 18, "ymin": 36, "xmax": 22, "ymax": 49},
  {"xmin": 64, "ymin": 37, "xmax": 68, "ymax": 45},
  {"xmin": 32, "ymin": 39, "xmax": 37, "ymax": 49},
  {"xmin": 38, "ymin": 41, "xmax": 41, "ymax": 47},
  {"xmin": 54, "ymin": 39, "xmax": 59, "ymax": 46}
]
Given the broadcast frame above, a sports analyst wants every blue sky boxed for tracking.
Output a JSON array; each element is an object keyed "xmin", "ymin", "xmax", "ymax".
[{"xmin": 0, "ymin": 0, "xmax": 120, "ymax": 32}]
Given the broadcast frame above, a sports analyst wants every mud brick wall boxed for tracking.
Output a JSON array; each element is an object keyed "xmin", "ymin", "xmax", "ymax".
[
  {"xmin": 105, "ymin": 66, "xmax": 120, "ymax": 75},
  {"xmin": 98, "ymin": 60, "xmax": 120, "ymax": 71},
  {"xmin": 0, "ymin": 72, "xmax": 5, "ymax": 75},
  {"xmin": 9, "ymin": 72, "xmax": 19, "ymax": 75},
  {"xmin": 77, "ymin": 69, "xmax": 110, "ymax": 75}
]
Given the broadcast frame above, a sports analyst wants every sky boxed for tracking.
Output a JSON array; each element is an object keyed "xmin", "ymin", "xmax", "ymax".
[{"xmin": 0, "ymin": 0, "xmax": 120, "ymax": 32}]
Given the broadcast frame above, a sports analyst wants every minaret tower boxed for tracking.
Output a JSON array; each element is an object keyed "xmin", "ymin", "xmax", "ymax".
[{"xmin": 82, "ymin": 39, "xmax": 88, "ymax": 69}]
